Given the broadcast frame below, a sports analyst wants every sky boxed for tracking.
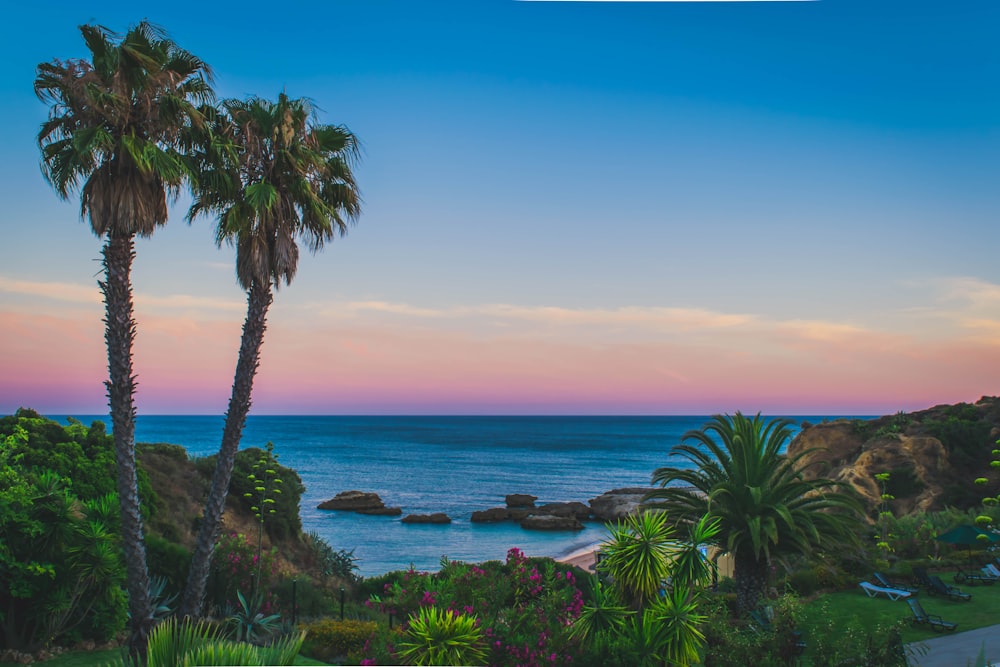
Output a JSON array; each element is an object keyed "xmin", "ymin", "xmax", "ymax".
[{"xmin": 0, "ymin": 0, "xmax": 997, "ymax": 416}]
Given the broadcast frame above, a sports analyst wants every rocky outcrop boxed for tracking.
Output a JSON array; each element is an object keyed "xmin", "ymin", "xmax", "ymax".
[
  {"xmin": 471, "ymin": 497, "xmax": 592, "ymax": 529},
  {"xmin": 536, "ymin": 502, "xmax": 591, "ymax": 520},
  {"xmin": 402, "ymin": 513, "xmax": 452, "ymax": 524},
  {"xmin": 318, "ymin": 490, "xmax": 402, "ymax": 515},
  {"xmin": 787, "ymin": 397, "xmax": 1000, "ymax": 517},
  {"xmin": 471, "ymin": 507, "xmax": 510, "ymax": 523},
  {"xmin": 358, "ymin": 506, "xmax": 403, "ymax": 516},
  {"xmin": 521, "ymin": 515, "xmax": 584, "ymax": 531},
  {"xmin": 588, "ymin": 488, "xmax": 655, "ymax": 521},
  {"xmin": 506, "ymin": 494, "xmax": 537, "ymax": 508}
]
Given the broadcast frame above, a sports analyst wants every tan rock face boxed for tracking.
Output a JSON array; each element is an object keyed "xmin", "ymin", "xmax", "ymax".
[{"xmin": 788, "ymin": 421, "xmax": 952, "ymax": 518}]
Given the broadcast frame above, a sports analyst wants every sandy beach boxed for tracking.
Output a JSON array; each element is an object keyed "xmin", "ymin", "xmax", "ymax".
[{"xmin": 556, "ymin": 542, "xmax": 602, "ymax": 572}]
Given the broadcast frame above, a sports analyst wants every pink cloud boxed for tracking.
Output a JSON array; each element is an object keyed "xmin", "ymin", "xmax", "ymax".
[{"xmin": 1, "ymin": 294, "xmax": 997, "ymax": 416}]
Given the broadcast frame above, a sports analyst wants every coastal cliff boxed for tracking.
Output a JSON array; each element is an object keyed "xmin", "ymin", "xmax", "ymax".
[{"xmin": 787, "ymin": 397, "xmax": 1000, "ymax": 517}]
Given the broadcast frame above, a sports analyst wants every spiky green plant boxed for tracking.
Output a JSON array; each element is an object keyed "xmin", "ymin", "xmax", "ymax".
[
  {"xmin": 397, "ymin": 606, "xmax": 487, "ymax": 666},
  {"xmin": 599, "ymin": 511, "xmax": 676, "ymax": 610},
  {"xmin": 570, "ymin": 578, "xmax": 633, "ymax": 642},
  {"xmin": 104, "ymin": 617, "xmax": 304, "ymax": 666}
]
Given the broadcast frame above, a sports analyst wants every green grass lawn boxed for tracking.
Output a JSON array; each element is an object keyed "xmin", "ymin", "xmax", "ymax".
[{"xmin": 799, "ymin": 577, "xmax": 1000, "ymax": 646}]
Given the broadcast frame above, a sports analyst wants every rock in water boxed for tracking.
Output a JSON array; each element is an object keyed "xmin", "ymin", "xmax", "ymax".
[
  {"xmin": 317, "ymin": 490, "xmax": 401, "ymax": 515},
  {"xmin": 401, "ymin": 513, "xmax": 452, "ymax": 524},
  {"xmin": 536, "ymin": 501, "xmax": 592, "ymax": 520},
  {"xmin": 505, "ymin": 494, "xmax": 538, "ymax": 508},
  {"xmin": 588, "ymin": 488, "xmax": 655, "ymax": 521},
  {"xmin": 521, "ymin": 515, "xmax": 584, "ymax": 531},
  {"xmin": 470, "ymin": 507, "xmax": 510, "ymax": 523}
]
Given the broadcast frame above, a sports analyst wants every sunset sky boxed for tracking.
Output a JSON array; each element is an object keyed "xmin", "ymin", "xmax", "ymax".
[{"xmin": 1, "ymin": 0, "xmax": 997, "ymax": 415}]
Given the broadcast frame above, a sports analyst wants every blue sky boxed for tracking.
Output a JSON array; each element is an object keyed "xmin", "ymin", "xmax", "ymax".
[{"xmin": 0, "ymin": 0, "xmax": 997, "ymax": 415}]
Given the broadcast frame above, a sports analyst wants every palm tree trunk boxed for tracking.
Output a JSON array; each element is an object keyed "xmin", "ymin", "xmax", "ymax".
[
  {"xmin": 734, "ymin": 553, "xmax": 769, "ymax": 616},
  {"xmin": 101, "ymin": 236, "xmax": 154, "ymax": 659},
  {"xmin": 179, "ymin": 279, "xmax": 273, "ymax": 619}
]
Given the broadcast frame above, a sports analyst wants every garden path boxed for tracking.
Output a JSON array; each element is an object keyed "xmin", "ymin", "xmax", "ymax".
[{"xmin": 907, "ymin": 623, "xmax": 1000, "ymax": 666}]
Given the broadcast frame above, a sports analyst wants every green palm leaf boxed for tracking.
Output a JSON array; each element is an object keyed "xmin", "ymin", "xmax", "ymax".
[{"xmin": 646, "ymin": 412, "xmax": 862, "ymax": 614}]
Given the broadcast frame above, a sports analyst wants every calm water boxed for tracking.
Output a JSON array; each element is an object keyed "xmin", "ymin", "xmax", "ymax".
[{"xmin": 57, "ymin": 415, "xmax": 848, "ymax": 576}]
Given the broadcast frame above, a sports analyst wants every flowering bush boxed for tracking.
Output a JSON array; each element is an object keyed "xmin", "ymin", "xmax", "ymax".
[
  {"xmin": 208, "ymin": 532, "xmax": 281, "ymax": 614},
  {"xmin": 360, "ymin": 549, "xmax": 584, "ymax": 666}
]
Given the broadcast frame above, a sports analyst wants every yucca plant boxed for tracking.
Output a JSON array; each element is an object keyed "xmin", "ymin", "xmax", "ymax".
[
  {"xmin": 599, "ymin": 511, "xmax": 676, "ymax": 611},
  {"xmin": 645, "ymin": 585, "xmax": 707, "ymax": 666},
  {"xmin": 569, "ymin": 578, "xmax": 633, "ymax": 642},
  {"xmin": 397, "ymin": 606, "xmax": 487, "ymax": 666}
]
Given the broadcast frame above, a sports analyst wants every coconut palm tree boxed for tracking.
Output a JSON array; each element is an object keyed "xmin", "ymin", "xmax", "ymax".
[
  {"xmin": 646, "ymin": 412, "xmax": 862, "ymax": 615},
  {"xmin": 35, "ymin": 21, "xmax": 213, "ymax": 654},
  {"xmin": 178, "ymin": 93, "xmax": 361, "ymax": 618}
]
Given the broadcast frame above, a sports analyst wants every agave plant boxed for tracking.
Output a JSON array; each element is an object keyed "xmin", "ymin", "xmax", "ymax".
[
  {"xmin": 148, "ymin": 575, "xmax": 178, "ymax": 621},
  {"xmin": 397, "ymin": 606, "xmax": 488, "ymax": 666},
  {"xmin": 227, "ymin": 589, "xmax": 282, "ymax": 644}
]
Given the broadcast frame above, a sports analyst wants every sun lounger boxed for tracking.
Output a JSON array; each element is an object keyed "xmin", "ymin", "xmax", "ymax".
[
  {"xmin": 873, "ymin": 572, "xmax": 919, "ymax": 594},
  {"xmin": 927, "ymin": 575, "xmax": 972, "ymax": 601},
  {"xmin": 859, "ymin": 581, "xmax": 912, "ymax": 600},
  {"xmin": 906, "ymin": 597, "xmax": 957, "ymax": 633},
  {"xmin": 984, "ymin": 563, "xmax": 1000, "ymax": 578},
  {"xmin": 954, "ymin": 566, "xmax": 996, "ymax": 585}
]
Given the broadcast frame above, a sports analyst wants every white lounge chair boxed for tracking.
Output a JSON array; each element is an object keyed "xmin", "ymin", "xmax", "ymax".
[
  {"xmin": 983, "ymin": 563, "xmax": 1000, "ymax": 578},
  {"xmin": 859, "ymin": 581, "xmax": 912, "ymax": 600}
]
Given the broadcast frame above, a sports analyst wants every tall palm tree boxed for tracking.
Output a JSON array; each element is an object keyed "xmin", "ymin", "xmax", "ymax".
[
  {"xmin": 35, "ymin": 21, "xmax": 213, "ymax": 654},
  {"xmin": 645, "ymin": 412, "xmax": 862, "ymax": 615},
  {"xmin": 178, "ymin": 93, "xmax": 361, "ymax": 618}
]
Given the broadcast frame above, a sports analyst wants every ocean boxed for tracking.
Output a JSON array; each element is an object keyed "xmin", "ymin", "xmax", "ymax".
[{"xmin": 57, "ymin": 415, "xmax": 851, "ymax": 576}]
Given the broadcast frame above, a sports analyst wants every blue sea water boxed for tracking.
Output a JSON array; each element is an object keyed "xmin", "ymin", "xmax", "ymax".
[{"xmin": 57, "ymin": 415, "xmax": 850, "ymax": 576}]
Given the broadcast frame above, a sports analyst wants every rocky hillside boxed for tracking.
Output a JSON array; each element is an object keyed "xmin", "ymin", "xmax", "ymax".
[{"xmin": 787, "ymin": 397, "xmax": 1000, "ymax": 518}]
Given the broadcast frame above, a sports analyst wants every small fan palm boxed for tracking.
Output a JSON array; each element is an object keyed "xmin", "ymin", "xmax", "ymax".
[{"xmin": 646, "ymin": 412, "xmax": 862, "ymax": 614}]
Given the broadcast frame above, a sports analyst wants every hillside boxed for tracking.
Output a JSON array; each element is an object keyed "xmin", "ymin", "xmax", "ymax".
[
  {"xmin": 136, "ymin": 442, "xmax": 323, "ymax": 584},
  {"xmin": 787, "ymin": 396, "xmax": 1000, "ymax": 518}
]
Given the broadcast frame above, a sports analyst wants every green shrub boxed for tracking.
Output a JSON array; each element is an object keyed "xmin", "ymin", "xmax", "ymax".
[
  {"xmin": 305, "ymin": 532, "xmax": 359, "ymax": 581},
  {"xmin": 146, "ymin": 534, "xmax": 192, "ymax": 596},
  {"xmin": 301, "ymin": 619, "xmax": 376, "ymax": 663},
  {"xmin": 0, "ymin": 429, "xmax": 128, "ymax": 651}
]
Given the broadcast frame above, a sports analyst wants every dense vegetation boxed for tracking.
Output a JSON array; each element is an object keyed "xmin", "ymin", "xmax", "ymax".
[
  {"xmin": 0, "ymin": 411, "xmax": 130, "ymax": 651},
  {"xmin": 4, "ymin": 406, "xmax": 1000, "ymax": 666}
]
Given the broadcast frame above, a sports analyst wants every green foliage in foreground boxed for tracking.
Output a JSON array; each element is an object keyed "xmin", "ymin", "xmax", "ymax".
[
  {"xmin": 102, "ymin": 618, "xmax": 304, "ymax": 667},
  {"xmin": 0, "ymin": 415, "xmax": 128, "ymax": 651},
  {"xmin": 398, "ymin": 606, "xmax": 488, "ymax": 666},
  {"xmin": 0, "ymin": 649, "xmax": 324, "ymax": 667}
]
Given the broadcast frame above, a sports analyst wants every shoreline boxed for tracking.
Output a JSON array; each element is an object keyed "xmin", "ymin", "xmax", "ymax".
[{"xmin": 555, "ymin": 540, "xmax": 603, "ymax": 572}]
